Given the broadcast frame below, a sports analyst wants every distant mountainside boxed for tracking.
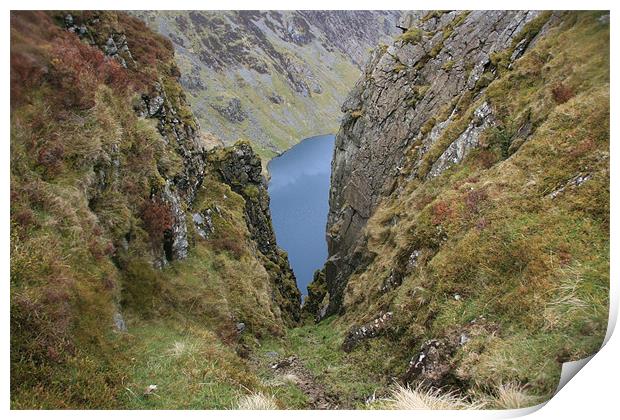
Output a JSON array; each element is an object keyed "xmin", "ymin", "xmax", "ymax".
[{"xmin": 131, "ymin": 11, "xmax": 402, "ymax": 159}]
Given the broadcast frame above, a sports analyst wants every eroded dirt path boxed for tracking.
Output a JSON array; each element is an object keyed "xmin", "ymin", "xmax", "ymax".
[{"xmin": 270, "ymin": 356, "xmax": 340, "ymax": 409}]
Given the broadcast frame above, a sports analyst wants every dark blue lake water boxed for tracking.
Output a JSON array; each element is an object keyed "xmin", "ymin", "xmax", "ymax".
[{"xmin": 268, "ymin": 134, "xmax": 335, "ymax": 296}]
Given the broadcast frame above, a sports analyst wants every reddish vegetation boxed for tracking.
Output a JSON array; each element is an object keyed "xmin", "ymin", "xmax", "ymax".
[
  {"xmin": 210, "ymin": 237, "xmax": 246, "ymax": 258},
  {"xmin": 10, "ymin": 11, "xmax": 176, "ymax": 109},
  {"xmin": 570, "ymin": 137, "xmax": 596, "ymax": 158},
  {"xmin": 36, "ymin": 142, "xmax": 65, "ymax": 176},
  {"xmin": 12, "ymin": 208, "xmax": 35, "ymax": 228},
  {"xmin": 476, "ymin": 149, "xmax": 499, "ymax": 169},
  {"xmin": 10, "ymin": 12, "xmax": 60, "ymax": 106},
  {"xmin": 431, "ymin": 201, "xmax": 453, "ymax": 225},
  {"xmin": 414, "ymin": 193, "xmax": 435, "ymax": 211},
  {"xmin": 116, "ymin": 13, "xmax": 174, "ymax": 68},
  {"xmin": 48, "ymin": 38, "xmax": 130, "ymax": 109},
  {"xmin": 11, "ymin": 14, "xmax": 99, "ymax": 108},
  {"xmin": 551, "ymin": 83, "xmax": 575, "ymax": 104},
  {"xmin": 140, "ymin": 198, "xmax": 174, "ymax": 244},
  {"xmin": 464, "ymin": 188, "xmax": 488, "ymax": 215},
  {"xmin": 88, "ymin": 237, "xmax": 116, "ymax": 261}
]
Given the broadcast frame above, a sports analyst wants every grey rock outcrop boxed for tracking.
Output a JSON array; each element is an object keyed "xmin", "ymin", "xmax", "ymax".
[
  {"xmin": 132, "ymin": 82, "xmax": 205, "ymax": 264},
  {"xmin": 113, "ymin": 312, "xmax": 128, "ymax": 332},
  {"xmin": 208, "ymin": 142, "xmax": 302, "ymax": 323},
  {"xmin": 64, "ymin": 13, "xmax": 88, "ymax": 36},
  {"xmin": 192, "ymin": 209, "xmax": 216, "ymax": 239},
  {"xmin": 301, "ymin": 269, "xmax": 328, "ymax": 321},
  {"xmin": 428, "ymin": 101, "xmax": 495, "ymax": 178},
  {"xmin": 342, "ymin": 312, "xmax": 393, "ymax": 352},
  {"xmin": 103, "ymin": 33, "xmax": 135, "ymax": 68},
  {"xmin": 160, "ymin": 181, "xmax": 189, "ymax": 261},
  {"xmin": 402, "ymin": 318, "xmax": 499, "ymax": 386},
  {"xmin": 212, "ymin": 98, "xmax": 247, "ymax": 123},
  {"xmin": 396, "ymin": 11, "xmax": 427, "ymax": 32},
  {"xmin": 547, "ymin": 173, "xmax": 592, "ymax": 199}
]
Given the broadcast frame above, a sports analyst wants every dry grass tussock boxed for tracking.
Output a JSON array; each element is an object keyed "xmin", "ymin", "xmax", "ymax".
[
  {"xmin": 381, "ymin": 383, "xmax": 540, "ymax": 410},
  {"xmin": 490, "ymin": 383, "xmax": 538, "ymax": 409},
  {"xmin": 384, "ymin": 384, "xmax": 486, "ymax": 410},
  {"xmin": 236, "ymin": 392, "xmax": 278, "ymax": 410}
]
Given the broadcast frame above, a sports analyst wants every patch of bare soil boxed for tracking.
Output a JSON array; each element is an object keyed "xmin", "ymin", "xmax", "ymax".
[{"xmin": 270, "ymin": 356, "xmax": 340, "ymax": 409}]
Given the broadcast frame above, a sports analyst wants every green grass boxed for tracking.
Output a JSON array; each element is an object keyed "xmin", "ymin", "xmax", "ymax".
[
  {"xmin": 399, "ymin": 27, "xmax": 423, "ymax": 44},
  {"xmin": 257, "ymin": 317, "xmax": 395, "ymax": 408},
  {"xmin": 119, "ymin": 321, "xmax": 259, "ymax": 409}
]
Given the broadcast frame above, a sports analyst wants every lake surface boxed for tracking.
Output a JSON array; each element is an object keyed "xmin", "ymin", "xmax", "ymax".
[{"xmin": 268, "ymin": 134, "xmax": 335, "ymax": 295}]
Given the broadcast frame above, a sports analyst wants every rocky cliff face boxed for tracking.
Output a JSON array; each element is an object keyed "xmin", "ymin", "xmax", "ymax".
[
  {"xmin": 131, "ymin": 10, "xmax": 402, "ymax": 159},
  {"xmin": 207, "ymin": 141, "xmax": 302, "ymax": 321},
  {"xmin": 323, "ymin": 11, "xmax": 555, "ymax": 315},
  {"xmin": 307, "ymin": 10, "xmax": 609, "ymax": 400},
  {"xmin": 55, "ymin": 15, "xmax": 302, "ymax": 320}
]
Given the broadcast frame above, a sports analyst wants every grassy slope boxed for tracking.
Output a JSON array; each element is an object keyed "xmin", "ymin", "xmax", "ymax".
[
  {"xmin": 9, "ymin": 11, "xmax": 292, "ymax": 409},
  {"xmin": 318, "ymin": 11, "xmax": 609, "ymax": 404}
]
